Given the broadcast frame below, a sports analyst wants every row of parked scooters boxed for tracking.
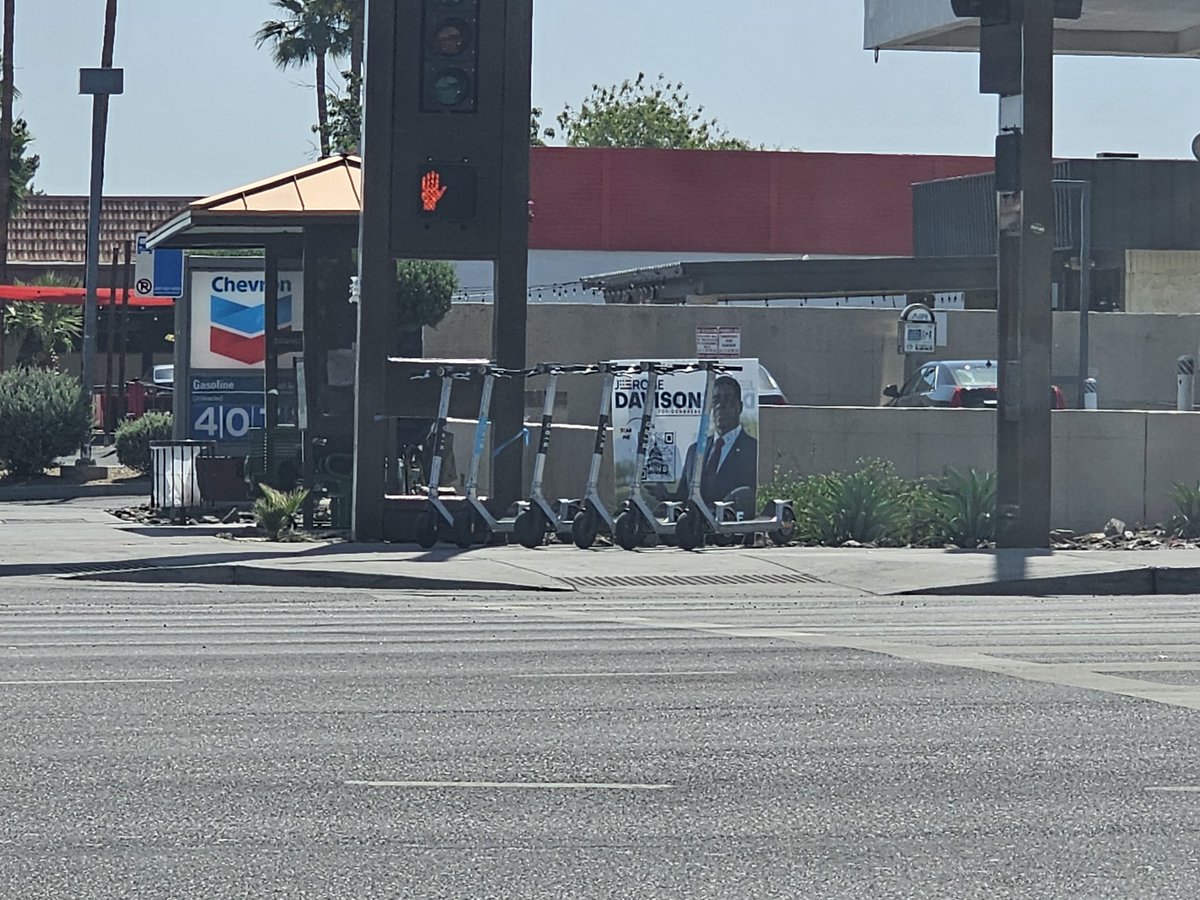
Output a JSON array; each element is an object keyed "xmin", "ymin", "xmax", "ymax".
[{"xmin": 412, "ymin": 360, "xmax": 796, "ymax": 551}]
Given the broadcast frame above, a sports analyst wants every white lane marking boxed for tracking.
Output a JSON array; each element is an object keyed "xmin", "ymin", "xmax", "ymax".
[
  {"xmin": 345, "ymin": 780, "xmax": 672, "ymax": 791},
  {"xmin": 0, "ymin": 678, "xmax": 181, "ymax": 686},
  {"xmin": 1147, "ymin": 786, "xmax": 1200, "ymax": 794},
  {"xmin": 514, "ymin": 670, "xmax": 736, "ymax": 679}
]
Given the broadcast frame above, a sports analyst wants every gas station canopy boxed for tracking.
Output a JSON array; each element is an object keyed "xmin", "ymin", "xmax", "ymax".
[{"xmin": 864, "ymin": 0, "xmax": 1200, "ymax": 57}]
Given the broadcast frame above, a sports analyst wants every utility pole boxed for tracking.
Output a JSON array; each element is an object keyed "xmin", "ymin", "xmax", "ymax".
[
  {"xmin": 79, "ymin": 0, "xmax": 122, "ymax": 462},
  {"xmin": 0, "ymin": 0, "xmax": 16, "ymax": 292},
  {"xmin": 952, "ymin": 0, "xmax": 1081, "ymax": 547}
]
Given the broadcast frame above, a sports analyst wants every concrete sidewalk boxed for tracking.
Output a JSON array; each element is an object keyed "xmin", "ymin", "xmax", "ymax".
[{"xmin": 3, "ymin": 497, "xmax": 1200, "ymax": 595}]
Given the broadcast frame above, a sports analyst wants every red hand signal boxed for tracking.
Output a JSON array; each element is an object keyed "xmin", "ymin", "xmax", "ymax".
[{"xmin": 421, "ymin": 170, "xmax": 449, "ymax": 212}]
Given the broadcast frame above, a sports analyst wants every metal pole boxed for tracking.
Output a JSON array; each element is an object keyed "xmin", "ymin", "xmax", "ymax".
[
  {"xmin": 490, "ymin": 0, "xmax": 533, "ymax": 507},
  {"xmin": 996, "ymin": 0, "xmax": 1055, "ymax": 549},
  {"xmin": 104, "ymin": 244, "xmax": 118, "ymax": 438},
  {"xmin": 117, "ymin": 240, "xmax": 131, "ymax": 422},
  {"xmin": 352, "ymin": 0, "xmax": 399, "ymax": 541},
  {"xmin": 1077, "ymin": 182, "xmax": 1092, "ymax": 408},
  {"xmin": 79, "ymin": 0, "xmax": 120, "ymax": 463}
]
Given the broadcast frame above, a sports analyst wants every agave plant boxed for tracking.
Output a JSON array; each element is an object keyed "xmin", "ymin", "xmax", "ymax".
[
  {"xmin": 1168, "ymin": 481, "xmax": 1200, "ymax": 539},
  {"xmin": 808, "ymin": 459, "xmax": 909, "ymax": 546},
  {"xmin": 932, "ymin": 468, "xmax": 997, "ymax": 548},
  {"xmin": 253, "ymin": 483, "xmax": 310, "ymax": 541}
]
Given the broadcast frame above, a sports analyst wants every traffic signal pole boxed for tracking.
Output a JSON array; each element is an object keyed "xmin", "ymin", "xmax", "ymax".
[
  {"xmin": 490, "ymin": 0, "xmax": 533, "ymax": 508},
  {"xmin": 995, "ymin": 0, "xmax": 1055, "ymax": 547},
  {"xmin": 353, "ymin": 0, "xmax": 533, "ymax": 539},
  {"xmin": 353, "ymin": 0, "xmax": 400, "ymax": 541}
]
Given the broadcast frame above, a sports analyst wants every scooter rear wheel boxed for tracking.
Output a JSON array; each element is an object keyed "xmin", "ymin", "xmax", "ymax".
[
  {"xmin": 613, "ymin": 511, "xmax": 644, "ymax": 551},
  {"xmin": 414, "ymin": 510, "xmax": 438, "ymax": 549},
  {"xmin": 674, "ymin": 511, "xmax": 705, "ymax": 551},
  {"xmin": 571, "ymin": 508, "xmax": 600, "ymax": 549},
  {"xmin": 768, "ymin": 506, "xmax": 797, "ymax": 546},
  {"xmin": 514, "ymin": 508, "xmax": 545, "ymax": 549}
]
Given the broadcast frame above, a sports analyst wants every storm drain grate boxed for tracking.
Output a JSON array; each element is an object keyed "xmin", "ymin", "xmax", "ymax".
[
  {"xmin": 0, "ymin": 560, "xmax": 179, "ymax": 578},
  {"xmin": 563, "ymin": 572, "xmax": 825, "ymax": 590}
]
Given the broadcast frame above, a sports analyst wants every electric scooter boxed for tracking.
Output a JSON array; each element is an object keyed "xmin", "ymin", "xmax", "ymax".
[
  {"xmin": 671, "ymin": 361, "xmax": 796, "ymax": 551},
  {"xmin": 412, "ymin": 365, "xmax": 473, "ymax": 549},
  {"xmin": 611, "ymin": 362, "xmax": 690, "ymax": 551},
  {"xmin": 512, "ymin": 363, "xmax": 597, "ymax": 548},
  {"xmin": 454, "ymin": 364, "xmax": 531, "ymax": 548},
  {"xmin": 567, "ymin": 362, "xmax": 628, "ymax": 549}
]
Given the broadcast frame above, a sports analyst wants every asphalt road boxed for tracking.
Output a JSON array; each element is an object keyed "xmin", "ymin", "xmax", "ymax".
[{"xmin": 3, "ymin": 582, "xmax": 1200, "ymax": 899}]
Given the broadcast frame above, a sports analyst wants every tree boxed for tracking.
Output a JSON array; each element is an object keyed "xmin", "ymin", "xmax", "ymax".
[
  {"xmin": 4, "ymin": 299, "xmax": 83, "ymax": 369},
  {"xmin": 323, "ymin": 70, "xmax": 361, "ymax": 155},
  {"xmin": 394, "ymin": 259, "xmax": 457, "ymax": 357},
  {"xmin": 9, "ymin": 116, "xmax": 38, "ymax": 209},
  {"xmin": 255, "ymin": 0, "xmax": 351, "ymax": 158},
  {"xmin": 554, "ymin": 73, "xmax": 751, "ymax": 150}
]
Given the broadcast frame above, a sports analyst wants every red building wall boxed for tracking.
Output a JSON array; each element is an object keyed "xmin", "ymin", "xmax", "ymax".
[{"xmin": 528, "ymin": 147, "xmax": 992, "ymax": 257}]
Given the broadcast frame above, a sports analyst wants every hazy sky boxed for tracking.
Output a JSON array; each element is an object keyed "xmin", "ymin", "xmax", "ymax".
[{"xmin": 18, "ymin": 1, "xmax": 1200, "ymax": 196}]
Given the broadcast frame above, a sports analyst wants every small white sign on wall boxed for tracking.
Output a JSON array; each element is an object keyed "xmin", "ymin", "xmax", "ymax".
[{"xmin": 695, "ymin": 326, "xmax": 741, "ymax": 358}]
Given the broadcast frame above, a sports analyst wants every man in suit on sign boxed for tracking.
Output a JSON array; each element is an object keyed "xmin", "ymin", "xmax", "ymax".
[{"xmin": 675, "ymin": 375, "xmax": 758, "ymax": 515}]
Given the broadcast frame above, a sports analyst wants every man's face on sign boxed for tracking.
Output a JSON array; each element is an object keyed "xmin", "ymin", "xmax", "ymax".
[{"xmin": 713, "ymin": 380, "xmax": 743, "ymax": 435}]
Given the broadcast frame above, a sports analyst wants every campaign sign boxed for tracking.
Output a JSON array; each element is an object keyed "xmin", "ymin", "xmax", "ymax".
[
  {"xmin": 189, "ymin": 373, "xmax": 266, "ymax": 443},
  {"xmin": 189, "ymin": 270, "xmax": 304, "ymax": 370},
  {"xmin": 611, "ymin": 359, "xmax": 759, "ymax": 515}
]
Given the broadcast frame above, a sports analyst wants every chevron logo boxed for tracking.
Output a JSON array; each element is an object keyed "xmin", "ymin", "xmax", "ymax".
[{"xmin": 207, "ymin": 294, "xmax": 294, "ymax": 366}]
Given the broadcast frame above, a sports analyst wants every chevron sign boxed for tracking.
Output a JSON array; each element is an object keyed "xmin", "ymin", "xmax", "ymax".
[{"xmin": 189, "ymin": 271, "xmax": 304, "ymax": 370}]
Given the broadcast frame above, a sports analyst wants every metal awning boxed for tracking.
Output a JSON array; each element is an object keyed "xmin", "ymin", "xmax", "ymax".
[
  {"xmin": 145, "ymin": 155, "xmax": 361, "ymax": 250},
  {"xmin": 865, "ymin": 0, "xmax": 1200, "ymax": 57},
  {"xmin": 581, "ymin": 256, "xmax": 997, "ymax": 304}
]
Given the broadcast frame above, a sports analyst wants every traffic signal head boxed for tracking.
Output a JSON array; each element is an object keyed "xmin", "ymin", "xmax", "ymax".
[
  {"xmin": 421, "ymin": 0, "xmax": 480, "ymax": 113},
  {"xmin": 417, "ymin": 163, "xmax": 478, "ymax": 221}
]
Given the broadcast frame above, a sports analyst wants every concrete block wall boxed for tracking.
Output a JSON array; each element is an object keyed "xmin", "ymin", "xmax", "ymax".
[
  {"xmin": 428, "ymin": 304, "xmax": 1200, "ymax": 420},
  {"xmin": 440, "ymin": 406, "xmax": 1200, "ymax": 535},
  {"xmin": 760, "ymin": 406, "xmax": 1200, "ymax": 533}
]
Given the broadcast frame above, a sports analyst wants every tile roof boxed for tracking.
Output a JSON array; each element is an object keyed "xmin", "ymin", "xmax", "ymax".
[{"xmin": 11, "ymin": 195, "xmax": 196, "ymax": 263}]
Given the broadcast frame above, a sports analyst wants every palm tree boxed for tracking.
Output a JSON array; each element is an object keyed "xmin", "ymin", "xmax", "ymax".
[{"xmin": 256, "ymin": 0, "xmax": 351, "ymax": 158}]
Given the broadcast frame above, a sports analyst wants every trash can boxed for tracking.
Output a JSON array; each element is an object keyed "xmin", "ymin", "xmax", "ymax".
[{"xmin": 150, "ymin": 441, "xmax": 216, "ymax": 516}]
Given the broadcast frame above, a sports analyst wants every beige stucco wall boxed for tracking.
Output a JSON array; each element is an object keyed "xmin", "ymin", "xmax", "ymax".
[{"xmin": 1124, "ymin": 250, "xmax": 1200, "ymax": 314}]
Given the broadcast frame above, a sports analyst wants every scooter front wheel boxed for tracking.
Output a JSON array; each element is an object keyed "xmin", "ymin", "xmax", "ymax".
[
  {"xmin": 613, "ymin": 510, "xmax": 644, "ymax": 551},
  {"xmin": 414, "ymin": 510, "xmax": 438, "ymax": 549},
  {"xmin": 514, "ymin": 508, "xmax": 545, "ymax": 549},
  {"xmin": 453, "ymin": 509, "xmax": 476, "ymax": 549},
  {"xmin": 571, "ymin": 508, "xmax": 600, "ymax": 549},
  {"xmin": 674, "ymin": 511, "xmax": 705, "ymax": 551}
]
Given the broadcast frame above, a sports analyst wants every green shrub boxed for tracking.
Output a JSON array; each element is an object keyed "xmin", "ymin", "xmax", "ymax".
[
  {"xmin": 1168, "ymin": 481, "xmax": 1200, "ymax": 538},
  {"xmin": 114, "ymin": 412, "xmax": 173, "ymax": 473},
  {"xmin": 0, "ymin": 367, "xmax": 91, "ymax": 480},
  {"xmin": 930, "ymin": 468, "xmax": 996, "ymax": 548},
  {"xmin": 760, "ymin": 459, "xmax": 919, "ymax": 546},
  {"xmin": 254, "ymin": 483, "xmax": 309, "ymax": 541}
]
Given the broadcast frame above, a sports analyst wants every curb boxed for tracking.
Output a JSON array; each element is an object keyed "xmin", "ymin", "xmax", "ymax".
[
  {"xmin": 0, "ymin": 481, "xmax": 150, "ymax": 502},
  {"xmin": 69, "ymin": 563, "xmax": 572, "ymax": 593},
  {"xmin": 904, "ymin": 566, "xmax": 1200, "ymax": 596}
]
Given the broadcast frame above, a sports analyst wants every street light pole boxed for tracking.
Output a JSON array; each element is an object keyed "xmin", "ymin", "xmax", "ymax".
[{"xmin": 79, "ymin": 0, "xmax": 121, "ymax": 463}]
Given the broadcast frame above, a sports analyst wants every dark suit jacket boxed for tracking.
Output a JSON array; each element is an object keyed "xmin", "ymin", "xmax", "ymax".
[{"xmin": 677, "ymin": 429, "xmax": 758, "ymax": 510}]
